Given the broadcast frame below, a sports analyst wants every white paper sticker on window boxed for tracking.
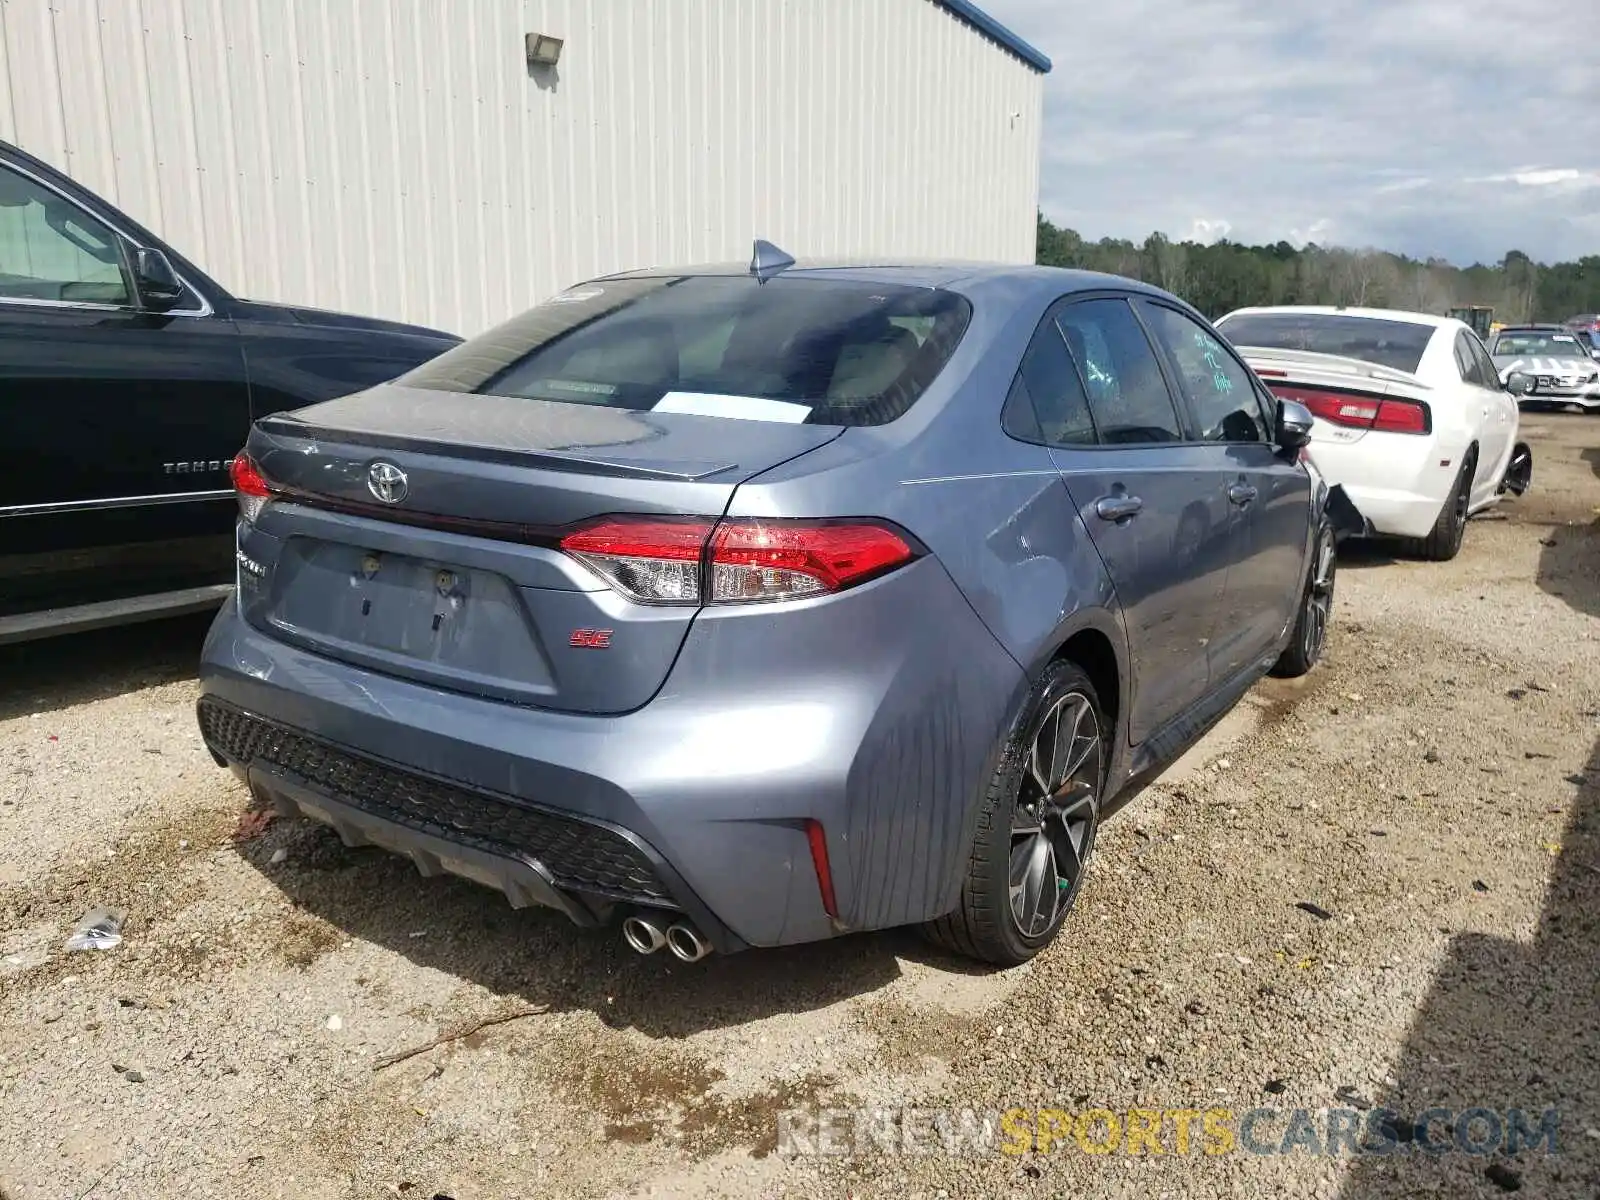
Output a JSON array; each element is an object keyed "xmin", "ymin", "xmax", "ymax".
[{"xmin": 653, "ymin": 392, "xmax": 812, "ymax": 423}]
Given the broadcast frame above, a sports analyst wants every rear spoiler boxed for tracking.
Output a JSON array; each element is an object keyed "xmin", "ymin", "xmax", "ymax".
[{"xmin": 1236, "ymin": 346, "xmax": 1431, "ymax": 397}]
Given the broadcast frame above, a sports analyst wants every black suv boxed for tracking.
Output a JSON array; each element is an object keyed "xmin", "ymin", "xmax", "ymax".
[{"xmin": 0, "ymin": 140, "xmax": 461, "ymax": 643}]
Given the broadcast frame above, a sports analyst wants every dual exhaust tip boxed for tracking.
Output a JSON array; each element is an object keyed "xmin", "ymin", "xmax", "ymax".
[{"xmin": 622, "ymin": 912, "xmax": 711, "ymax": 962}]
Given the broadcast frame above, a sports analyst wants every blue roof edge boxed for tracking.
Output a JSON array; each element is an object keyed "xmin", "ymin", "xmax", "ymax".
[{"xmin": 933, "ymin": 0, "xmax": 1052, "ymax": 73}]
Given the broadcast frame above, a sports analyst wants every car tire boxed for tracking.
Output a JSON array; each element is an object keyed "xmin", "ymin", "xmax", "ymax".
[
  {"xmin": 1411, "ymin": 452, "xmax": 1474, "ymax": 562},
  {"xmin": 1271, "ymin": 519, "xmax": 1335, "ymax": 678},
  {"xmin": 922, "ymin": 659, "xmax": 1106, "ymax": 967}
]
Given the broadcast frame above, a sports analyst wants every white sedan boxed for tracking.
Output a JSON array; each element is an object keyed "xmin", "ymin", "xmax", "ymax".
[{"xmin": 1213, "ymin": 306, "xmax": 1534, "ymax": 561}]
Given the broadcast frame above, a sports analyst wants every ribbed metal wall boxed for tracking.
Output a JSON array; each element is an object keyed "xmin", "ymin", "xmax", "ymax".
[{"xmin": 0, "ymin": 0, "xmax": 1043, "ymax": 337}]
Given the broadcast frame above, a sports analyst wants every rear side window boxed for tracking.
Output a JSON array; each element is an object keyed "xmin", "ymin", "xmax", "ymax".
[
  {"xmin": 1454, "ymin": 332, "xmax": 1485, "ymax": 385},
  {"xmin": 1055, "ymin": 298, "xmax": 1184, "ymax": 444},
  {"xmin": 1217, "ymin": 313, "xmax": 1434, "ymax": 374},
  {"xmin": 1003, "ymin": 310, "xmax": 1098, "ymax": 447},
  {"xmin": 397, "ymin": 275, "xmax": 972, "ymax": 427},
  {"xmin": 1466, "ymin": 335, "xmax": 1499, "ymax": 389}
]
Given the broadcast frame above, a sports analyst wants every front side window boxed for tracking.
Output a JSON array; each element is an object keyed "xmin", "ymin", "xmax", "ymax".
[
  {"xmin": 399, "ymin": 274, "xmax": 972, "ymax": 427},
  {"xmin": 1054, "ymin": 298, "xmax": 1184, "ymax": 444},
  {"xmin": 0, "ymin": 165, "xmax": 130, "ymax": 305},
  {"xmin": 1141, "ymin": 303, "xmax": 1271, "ymax": 442}
]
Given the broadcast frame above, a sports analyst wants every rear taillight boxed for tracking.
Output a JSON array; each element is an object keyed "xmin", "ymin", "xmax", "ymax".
[
  {"xmin": 1273, "ymin": 386, "xmax": 1430, "ymax": 436},
  {"xmin": 709, "ymin": 520, "xmax": 915, "ymax": 601},
  {"xmin": 559, "ymin": 518, "xmax": 708, "ymax": 603},
  {"xmin": 558, "ymin": 516, "xmax": 917, "ymax": 605},
  {"xmin": 229, "ymin": 453, "xmax": 272, "ymax": 523}
]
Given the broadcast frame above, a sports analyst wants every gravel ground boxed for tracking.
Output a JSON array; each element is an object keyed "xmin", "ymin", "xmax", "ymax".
[{"xmin": 2, "ymin": 415, "xmax": 1597, "ymax": 1199}]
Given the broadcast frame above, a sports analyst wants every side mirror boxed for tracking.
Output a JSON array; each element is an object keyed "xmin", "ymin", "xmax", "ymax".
[
  {"xmin": 132, "ymin": 246, "xmax": 185, "ymax": 312},
  {"xmin": 1505, "ymin": 370, "xmax": 1534, "ymax": 397},
  {"xmin": 1276, "ymin": 398, "xmax": 1314, "ymax": 452}
]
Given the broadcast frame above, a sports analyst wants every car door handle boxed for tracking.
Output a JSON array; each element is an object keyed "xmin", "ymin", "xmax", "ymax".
[
  {"xmin": 1227, "ymin": 482, "xmax": 1258, "ymax": 507},
  {"xmin": 1094, "ymin": 494, "xmax": 1143, "ymax": 522}
]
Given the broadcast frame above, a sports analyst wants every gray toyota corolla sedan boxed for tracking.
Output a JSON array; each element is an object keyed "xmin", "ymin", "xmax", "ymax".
[{"xmin": 198, "ymin": 247, "xmax": 1335, "ymax": 966}]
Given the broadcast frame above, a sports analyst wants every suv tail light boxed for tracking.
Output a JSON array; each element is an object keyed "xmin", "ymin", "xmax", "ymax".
[
  {"xmin": 1272, "ymin": 386, "xmax": 1431, "ymax": 435},
  {"xmin": 230, "ymin": 453, "xmax": 273, "ymax": 523},
  {"xmin": 559, "ymin": 516, "xmax": 918, "ymax": 605}
]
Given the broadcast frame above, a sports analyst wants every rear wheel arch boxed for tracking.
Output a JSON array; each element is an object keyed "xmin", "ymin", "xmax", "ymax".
[
  {"xmin": 1031, "ymin": 610, "xmax": 1129, "ymax": 783},
  {"xmin": 1463, "ymin": 439, "xmax": 1486, "ymax": 493},
  {"xmin": 1050, "ymin": 627, "xmax": 1121, "ymax": 754}
]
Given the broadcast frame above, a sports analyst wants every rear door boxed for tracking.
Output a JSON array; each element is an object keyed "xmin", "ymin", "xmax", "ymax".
[
  {"xmin": 1136, "ymin": 299, "xmax": 1310, "ymax": 677},
  {"xmin": 0, "ymin": 155, "xmax": 250, "ymax": 612},
  {"xmin": 1037, "ymin": 294, "xmax": 1235, "ymax": 743}
]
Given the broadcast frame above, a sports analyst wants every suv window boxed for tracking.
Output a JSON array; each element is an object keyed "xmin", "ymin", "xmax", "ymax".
[
  {"xmin": 1454, "ymin": 331, "xmax": 1485, "ymax": 385},
  {"xmin": 1054, "ymin": 298, "xmax": 1184, "ymax": 444},
  {"xmin": 400, "ymin": 274, "xmax": 972, "ymax": 427},
  {"xmin": 1141, "ymin": 303, "xmax": 1272, "ymax": 442},
  {"xmin": 1001, "ymin": 306, "xmax": 1097, "ymax": 447},
  {"xmin": 0, "ymin": 165, "xmax": 130, "ymax": 305}
]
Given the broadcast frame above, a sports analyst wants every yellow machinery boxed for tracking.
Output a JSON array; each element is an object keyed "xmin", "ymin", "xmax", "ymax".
[{"xmin": 1446, "ymin": 306, "xmax": 1494, "ymax": 339}]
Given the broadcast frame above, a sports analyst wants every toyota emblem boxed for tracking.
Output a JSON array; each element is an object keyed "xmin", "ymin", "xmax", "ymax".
[{"xmin": 367, "ymin": 460, "xmax": 408, "ymax": 504}]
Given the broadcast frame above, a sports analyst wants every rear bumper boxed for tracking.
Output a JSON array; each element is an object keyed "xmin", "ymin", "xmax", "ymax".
[
  {"xmin": 197, "ymin": 558, "xmax": 1023, "ymax": 951},
  {"xmin": 1305, "ymin": 434, "xmax": 1453, "ymax": 540}
]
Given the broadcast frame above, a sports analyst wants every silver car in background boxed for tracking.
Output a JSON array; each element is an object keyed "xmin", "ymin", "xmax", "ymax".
[{"xmin": 1490, "ymin": 325, "xmax": 1600, "ymax": 411}]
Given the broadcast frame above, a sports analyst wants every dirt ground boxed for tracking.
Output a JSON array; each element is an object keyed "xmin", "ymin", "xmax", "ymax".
[{"xmin": 2, "ymin": 415, "xmax": 1597, "ymax": 1199}]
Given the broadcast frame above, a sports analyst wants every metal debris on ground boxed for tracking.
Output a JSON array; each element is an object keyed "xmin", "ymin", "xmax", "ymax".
[
  {"xmin": 1333, "ymin": 1086, "xmax": 1372, "ymax": 1110},
  {"xmin": 64, "ymin": 908, "xmax": 126, "ymax": 952}
]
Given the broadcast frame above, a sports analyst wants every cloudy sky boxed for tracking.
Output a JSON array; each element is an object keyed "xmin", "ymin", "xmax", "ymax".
[{"xmin": 983, "ymin": 0, "xmax": 1600, "ymax": 265}]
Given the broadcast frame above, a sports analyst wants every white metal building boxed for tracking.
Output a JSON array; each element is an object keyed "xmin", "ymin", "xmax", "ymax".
[{"xmin": 0, "ymin": 0, "xmax": 1048, "ymax": 337}]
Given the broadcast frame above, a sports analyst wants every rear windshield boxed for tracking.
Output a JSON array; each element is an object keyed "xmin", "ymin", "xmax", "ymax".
[
  {"xmin": 1216, "ymin": 313, "xmax": 1434, "ymax": 374},
  {"xmin": 398, "ymin": 275, "xmax": 972, "ymax": 426}
]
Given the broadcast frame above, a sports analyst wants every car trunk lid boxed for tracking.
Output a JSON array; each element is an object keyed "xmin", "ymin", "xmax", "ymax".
[
  {"xmin": 1240, "ymin": 347, "xmax": 1434, "ymax": 444},
  {"xmin": 240, "ymin": 384, "xmax": 844, "ymax": 714}
]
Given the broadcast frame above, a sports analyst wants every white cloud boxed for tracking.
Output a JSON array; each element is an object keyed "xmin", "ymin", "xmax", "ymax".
[
  {"xmin": 1474, "ymin": 168, "xmax": 1598, "ymax": 188},
  {"xmin": 1288, "ymin": 219, "xmax": 1334, "ymax": 249},
  {"xmin": 982, "ymin": 0, "xmax": 1600, "ymax": 262},
  {"xmin": 1375, "ymin": 177, "xmax": 1432, "ymax": 195},
  {"xmin": 1188, "ymin": 218, "xmax": 1232, "ymax": 245}
]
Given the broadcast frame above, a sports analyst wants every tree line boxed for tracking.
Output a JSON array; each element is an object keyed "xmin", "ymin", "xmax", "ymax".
[{"xmin": 1035, "ymin": 214, "xmax": 1600, "ymax": 324}]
